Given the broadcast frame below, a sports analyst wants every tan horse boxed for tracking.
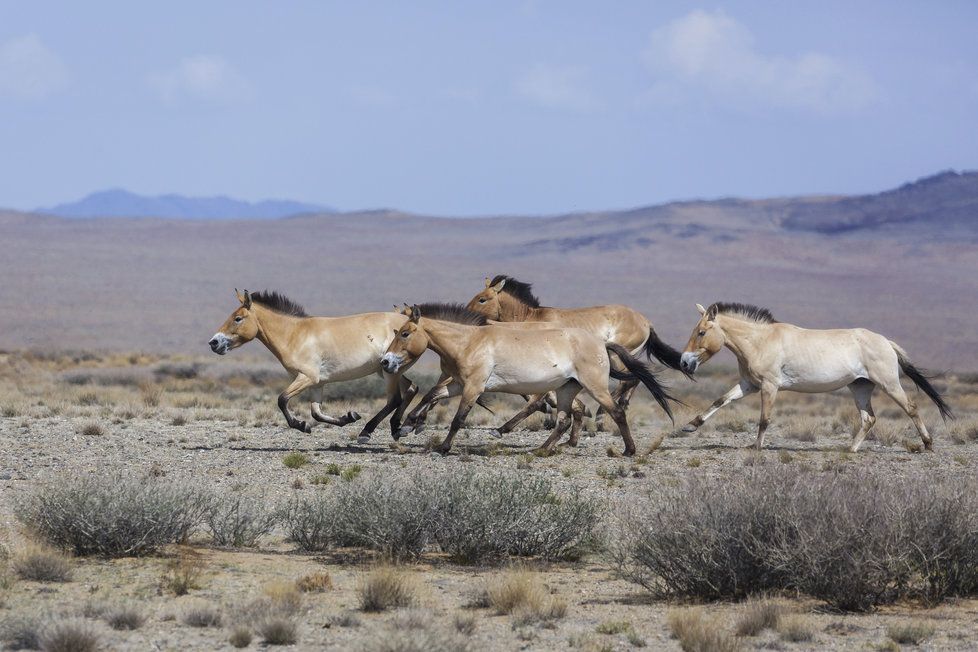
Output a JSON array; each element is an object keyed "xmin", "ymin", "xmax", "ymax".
[
  {"xmin": 380, "ymin": 303, "xmax": 679, "ymax": 455},
  {"xmin": 466, "ymin": 275, "xmax": 689, "ymax": 427},
  {"xmin": 679, "ymin": 302, "xmax": 953, "ymax": 452},
  {"xmin": 209, "ymin": 290, "xmax": 417, "ymax": 441}
]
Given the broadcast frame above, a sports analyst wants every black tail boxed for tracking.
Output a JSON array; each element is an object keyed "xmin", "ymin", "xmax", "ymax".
[
  {"xmin": 607, "ymin": 343, "xmax": 683, "ymax": 423},
  {"xmin": 894, "ymin": 346, "xmax": 953, "ymax": 422},
  {"xmin": 644, "ymin": 327, "xmax": 693, "ymax": 379}
]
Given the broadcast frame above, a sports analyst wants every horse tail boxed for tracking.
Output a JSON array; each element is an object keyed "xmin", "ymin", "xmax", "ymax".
[
  {"xmin": 644, "ymin": 326, "xmax": 693, "ymax": 379},
  {"xmin": 606, "ymin": 343, "xmax": 682, "ymax": 423},
  {"xmin": 889, "ymin": 340, "xmax": 953, "ymax": 422}
]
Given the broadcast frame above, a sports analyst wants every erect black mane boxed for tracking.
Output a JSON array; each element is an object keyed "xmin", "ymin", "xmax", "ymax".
[
  {"xmin": 250, "ymin": 290, "xmax": 309, "ymax": 317},
  {"xmin": 413, "ymin": 302, "xmax": 487, "ymax": 326},
  {"xmin": 708, "ymin": 302, "xmax": 777, "ymax": 324},
  {"xmin": 490, "ymin": 275, "xmax": 541, "ymax": 308}
]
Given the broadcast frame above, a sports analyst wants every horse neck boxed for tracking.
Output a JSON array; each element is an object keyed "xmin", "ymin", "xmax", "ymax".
[
  {"xmin": 498, "ymin": 294, "xmax": 540, "ymax": 321},
  {"xmin": 252, "ymin": 305, "xmax": 303, "ymax": 367},
  {"xmin": 716, "ymin": 315, "xmax": 767, "ymax": 363},
  {"xmin": 418, "ymin": 318, "xmax": 473, "ymax": 362}
]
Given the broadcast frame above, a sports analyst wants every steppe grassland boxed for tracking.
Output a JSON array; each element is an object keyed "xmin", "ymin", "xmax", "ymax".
[{"xmin": 1, "ymin": 350, "xmax": 978, "ymax": 651}]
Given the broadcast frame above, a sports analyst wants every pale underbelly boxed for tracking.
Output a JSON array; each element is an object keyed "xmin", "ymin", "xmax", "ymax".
[{"xmin": 485, "ymin": 369, "xmax": 571, "ymax": 394}]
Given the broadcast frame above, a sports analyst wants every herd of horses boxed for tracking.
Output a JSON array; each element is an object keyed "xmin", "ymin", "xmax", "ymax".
[{"xmin": 208, "ymin": 275, "xmax": 952, "ymax": 456}]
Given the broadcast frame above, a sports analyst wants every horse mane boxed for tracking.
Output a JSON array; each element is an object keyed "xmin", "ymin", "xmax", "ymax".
[
  {"xmin": 490, "ymin": 275, "xmax": 541, "ymax": 308},
  {"xmin": 414, "ymin": 302, "xmax": 487, "ymax": 326},
  {"xmin": 709, "ymin": 302, "xmax": 777, "ymax": 324},
  {"xmin": 250, "ymin": 290, "xmax": 309, "ymax": 318}
]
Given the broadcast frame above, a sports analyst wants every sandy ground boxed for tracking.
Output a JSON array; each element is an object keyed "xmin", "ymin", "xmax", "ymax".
[{"xmin": 2, "ymin": 352, "xmax": 978, "ymax": 651}]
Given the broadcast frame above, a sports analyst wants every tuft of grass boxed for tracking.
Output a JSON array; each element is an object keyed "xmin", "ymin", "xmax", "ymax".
[
  {"xmin": 324, "ymin": 463, "xmax": 342, "ymax": 475},
  {"xmin": 595, "ymin": 620, "xmax": 632, "ymax": 635},
  {"xmin": 283, "ymin": 451, "xmax": 310, "ymax": 469},
  {"xmin": 170, "ymin": 414, "xmax": 188, "ymax": 426},
  {"xmin": 309, "ymin": 474, "xmax": 332, "ymax": 486},
  {"xmin": 340, "ymin": 464, "xmax": 362, "ymax": 481},
  {"xmin": 104, "ymin": 605, "xmax": 145, "ymax": 630},
  {"xmin": 78, "ymin": 421, "xmax": 105, "ymax": 437},
  {"xmin": 686, "ymin": 457, "xmax": 702, "ymax": 468},
  {"xmin": 734, "ymin": 598, "xmax": 783, "ymax": 636},
  {"xmin": 481, "ymin": 569, "xmax": 567, "ymax": 626},
  {"xmin": 667, "ymin": 608, "xmax": 740, "ymax": 652},
  {"xmin": 229, "ymin": 626, "xmax": 253, "ymax": 648},
  {"xmin": 181, "ymin": 602, "xmax": 223, "ymax": 627},
  {"xmin": 902, "ymin": 439, "xmax": 924, "ymax": 454},
  {"xmin": 161, "ymin": 548, "xmax": 205, "ymax": 595},
  {"xmin": 256, "ymin": 617, "xmax": 298, "ymax": 646},
  {"xmin": 263, "ymin": 581, "xmax": 303, "ymax": 616},
  {"xmin": 646, "ymin": 434, "xmax": 666, "ymax": 453},
  {"xmin": 296, "ymin": 571, "xmax": 333, "ymax": 593},
  {"xmin": 453, "ymin": 611, "xmax": 477, "ymax": 635},
  {"xmin": 886, "ymin": 620, "xmax": 935, "ymax": 645},
  {"xmin": 777, "ymin": 614, "xmax": 815, "ymax": 642},
  {"xmin": 0, "ymin": 614, "xmax": 42, "ymax": 650},
  {"xmin": 358, "ymin": 566, "xmax": 417, "ymax": 612},
  {"xmin": 38, "ymin": 618, "xmax": 100, "ymax": 652},
  {"xmin": 11, "ymin": 544, "xmax": 73, "ymax": 582}
]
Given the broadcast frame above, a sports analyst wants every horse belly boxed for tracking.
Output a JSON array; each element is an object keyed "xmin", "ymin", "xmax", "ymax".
[
  {"xmin": 484, "ymin": 362, "xmax": 570, "ymax": 394},
  {"xmin": 780, "ymin": 362, "xmax": 862, "ymax": 392},
  {"xmin": 319, "ymin": 357, "xmax": 379, "ymax": 383}
]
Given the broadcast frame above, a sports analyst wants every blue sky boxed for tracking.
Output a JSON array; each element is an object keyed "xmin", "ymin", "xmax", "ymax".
[{"xmin": 2, "ymin": 1, "xmax": 977, "ymax": 215}]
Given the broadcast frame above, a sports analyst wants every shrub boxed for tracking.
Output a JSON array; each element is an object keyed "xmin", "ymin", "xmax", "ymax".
[
  {"xmin": 205, "ymin": 491, "xmax": 278, "ymax": 548},
  {"xmin": 358, "ymin": 567, "xmax": 416, "ymax": 612},
  {"xmin": 480, "ymin": 569, "xmax": 566, "ymax": 627},
  {"xmin": 38, "ymin": 619, "xmax": 99, "ymax": 652},
  {"xmin": 0, "ymin": 614, "xmax": 43, "ymax": 650},
  {"xmin": 228, "ymin": 627, "xmax": 252, "ymax": 648},
  {"xmin": 16, "ymin": 473, "xmax": 209, "ymax": 557},
  {"xmin": 282, "ymin": 452, "xmax": 309, "ymax": 469},
  {"xmin": 104, "ymin": 605, "xmax": 145, "ymax": 630},
  {"xmin": 595, "ymin": 620, "xmax": 632, "ymax": 635},
  {"xmin": 11, "ymin": 545, "xmax": 73, "ymax": 582},
  {"xmin": 887, "ymin": 620, "xmax": 935, "ymax": 645},
  {"xmin": 181, "ymin": 602, "xmax": 222, "ymax": 627},
  {"xmin": 612, "ymin": 467, "xmax": 978, "ymax": 611},
  {"xmin": 667, "ymin": 608, "xmax": 740, "ymax": 652},
  {"xmin": 78, "ymin": 421, "xmax": 104, "ymax": 437},
  {"xmin": 428, "ymin": 471, "xmax": 601, "ymax": 564},
  {"xmin": 777, "ymin": 614, "xmax": 814, "ymax": 642},
  {"xmin": 340, "ymin": 464, "xmax": 363, "ymax": 481},
  {"xmin": 734, "ymin": 598, "xmax": 783, "ymax": 636},
  {"xmin": 256, "ymin": 617, "xmax": 298, "ymax": 645},
  {"xmin": 296, "ymin": 572, "xmax": 333, "ymax": 592},
  {"xmin": 161, "ymin": 548, "xmax": 205, "ymax": 595}
]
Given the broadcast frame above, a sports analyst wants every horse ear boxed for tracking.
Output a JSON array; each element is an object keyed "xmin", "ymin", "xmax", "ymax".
[
  {"xmin": 484, "ymin": 277, "xmax": 492, "ymax": 288},
  {"xmin": 492, "ymin": 278, "xmax": 506, "ymax": 292},
  {"xmin": 410, "ymin": 305, "xmax": 421, "ymax": 322},
  {"xmin": 242, "ymin": 290, "xmax": 252, "ymax": 309},
  {"xmin": 696, "ymin": 303, "xmax": 706, "ymax": 315},
  {"xmin": 706, "ymin": 304, "xmax": 718, "ymax": 321}
]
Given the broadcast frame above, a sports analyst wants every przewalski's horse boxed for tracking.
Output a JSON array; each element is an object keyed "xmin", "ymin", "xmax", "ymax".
[
  {"xmin": 209, "ymin": 290, "xmax": 418, "ymax": 441},
  {"xmin": 380, "ymin": 303, "xmax": 679, "ymax": 456},
  {"xmin": 679, "ymin": 302, "xmax": 953, "ymax": 452},
  {"xmin": 465, "ymin": 275, "xmax": 689, "ymax": 427}
]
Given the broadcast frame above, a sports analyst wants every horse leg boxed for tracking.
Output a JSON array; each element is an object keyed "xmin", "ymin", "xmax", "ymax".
[
  {"xmin": 682, "ymin": 380, "xmax": 758, "ymax": 432},
  {"xmin": 878, "ymin": 377, "xmax": 933, "ymax": 450},
  {"xmin": 400, "ymin": 374, "xmax": 453, "ymax": 437},
  {"xmin": 355, "ymin": 373, "xmax": 405, "ymax": 444},
  {"xmin": 310, "ymin": 386, "xmax": 361, "ymax": 426},
  {"xmin": 617, "ymin": 379, "xmax": 639, "ymax": 411},
  {"xmin": 753, "ymin": 383, "xmax": 779, "ymax": 450},
  {"xmin": 278, "ymin": 374, "xmax": 318, "ymax": 433},
  {"xmin": 596, "ymin": 354, "xmax": 630, "ymax": 430},
  {"xmin": 536, "ymin": 382, "xmax": 581, "ymax": 454},
  {"xmin": 567, "ymin": 399, "xmax": 585, "ymax": 446},
  {"xmin": 847, "ymin": 379, "xmax": 877, "ymax": 453},
  {"xmin": 389, "ymin": 375, "xmax": 418, "ymax": 435},
  {"xmin": 492, "ymin": 394, "xmax": 549, "ymax": 438},
  {"xmin": 437, "ymin": 384, "xmax": 482, "ymax": 455}
]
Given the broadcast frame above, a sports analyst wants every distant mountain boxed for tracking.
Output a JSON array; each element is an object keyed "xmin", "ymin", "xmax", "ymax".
[{"xmin": 42, "ymin": 189, "xmax": 331, "ymax": 220}]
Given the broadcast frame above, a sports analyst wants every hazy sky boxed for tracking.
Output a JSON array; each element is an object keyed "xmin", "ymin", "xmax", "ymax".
[{"xmin": 2, "ymin": 1, "xmax": 977, "ymax": 215}]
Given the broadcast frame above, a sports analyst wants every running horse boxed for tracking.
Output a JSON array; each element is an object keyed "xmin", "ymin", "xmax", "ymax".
[
  {"xmin": 678, "ymin": 302, "xmax": 953, "ymax": 452},
  {"xmin": 208, "ymin": 290, "xmax": 417, "ymax": 441},
  {"xmin": 380, "ymin": 303, "xmax": 680, "ymax": 456},
  {"xmin": 465, "ymin": 275, "xmax": 689, "ymax": 428}
]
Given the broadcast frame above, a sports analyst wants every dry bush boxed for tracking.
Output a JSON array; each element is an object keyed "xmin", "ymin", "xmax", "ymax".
[
  {"xmin": 11, "ymin": 545, "xmax": 73, "ymax": 582},
  {"xmin": 949, "ymin": 418, "xmax": 978, "ymax": 444},
  {"xmin": 181, "ymin": 602, "xmax": 222, "ymax": 627},
  {"xmin": 205, "ymin": 490, "xmax": 279, "ymax": 548},
  {"xmin": 777, "ymin": 614, "xmax": 815, "ymax": 642},
  {"xmin": 16, "ymin": 473, "xmax": 209, "ymax": 557},
  {"xmin": 453, "ymin": 612, "xmax": 477, "ymax": 635},
  {"xmin": 263, "ymin": 581, "xmax": 303, "ymax": 616},
  {"xmin": 296, "ymin": 571, "xmax": 333, "ymax": 592},
  {"xmin": 37, "ymin": 618, "xmax": 100, "ymax": 652},
  {"xmin": 256, "ymin": 617, "xmax": 298, "ymax": 645},
  {"xmin": 77, "ymin": 421, "xmax": 104, "ymax": 437},
  {"xmin": 734, "ymin": 598, "xmax": 783, "ymax": 636},
  {"xmin": 611, "ymin": 466, "xmax": 978, "ymax": 611},
  {"xmin": 161, "ymin": 548, "xmax": 205, "ymax": 595},
  {"xmin": 595, "ymin": 620, "xmax": 632, "ymax": 635},
  {"xmin": 228, "ymin": 626, "xmax": 252, "ymax": 648},
  {"xmin": 358, "ymin": 566, "xmax": 417, "ymax": 612},
  {"xmin": 667, "ymin": 608, "xmax": 740, "ymax": 652},
  {"xmin": 0, "ymin": 614, "xmax": 43, "ymax": 650},
  {"xmin": 785, "ymin": 417, "xmax": 819, "ymax": 442},
  {"xmin": 103, "ymin": 605, "xmax": 145, "ymax": 630},
  {"xmin": 886, "ymin": 619, "xmax": 935, "ymax": 645},
  {"xmin": 480, "ymin": 569, "xmax": 566, "ymax": 627}
]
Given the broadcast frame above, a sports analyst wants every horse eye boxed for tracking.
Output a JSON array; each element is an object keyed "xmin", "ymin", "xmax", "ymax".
[
  {"xmin": 698, "ymin": 330, "xmax": 706, "ymax": 337},
  {"xmin": 235, "ymin": 316, "xmax": 244, "ymax": 323},
  {"xmin": 401, "ymin": 331, "xmax": 409, "ymax": 338},
  {"xmin": 479, "ymin": 298, "xmax": 487, "ymax": 304}
]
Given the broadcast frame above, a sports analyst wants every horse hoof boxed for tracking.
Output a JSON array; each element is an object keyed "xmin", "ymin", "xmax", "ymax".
[
  {"xmin": 489, "ymin": 429, "xmax": 503, "ymax": 439},
  {"xmin": 357, "ymin": 434, "xmax": 371, "ymax": 444},
  {"xmin": 435, "ymin": 445, "xmax": 451, "ymax": 456},
  {"xmin": 623, "ymin": 448, "xmax": 636, "ymax": 457},
  {"xmin": 348, "ymin": 411, "xmax": 362, "ymax": 422},
  {"xmin": 396, "ymin": 425, "xmax": 413, "ymax": 439},
  {"xmin": 924, "ymin": 440, "xmax": 934, "ymax": 451},
  {"xmin": 681, "ymin": 424, "xmax": 697, "ymax": 433},
  {"xmin": 414, "ymin": 424, "xmax": 426, "ymax": 436}
]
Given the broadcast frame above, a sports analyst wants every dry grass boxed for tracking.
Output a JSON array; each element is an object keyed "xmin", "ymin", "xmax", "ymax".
[
  {"xmin": 282, "ymin": 451, "xmax": 309, "ymax": 469},
  {"xmin": 296, "ymin": 571, "xmax": 333, "ymax": 593},
  {"xmin": 256, "ymin": 617, "xmax": 298, "ymax": 645},
  {"xmin": 10, "ymin": 544, "xmax": 73, "ymax": 582},
  {"xmin": 734, "ymin": 598, "xmax": 784, "ymax": 636},
  {"xmin": 358, "ymin": 566, "xmax": 417, "ymax": 612},
  {"xmin": 161, "ymin": 548, "xmax": 205, "ymax": 595},
  {"xmin": 104, "ymin": 604, "xmax": 145, "ymax": 630},
  {"xmin": 228, "ymin": 626, "xmax": 253, "ymax": 648},
  {"xmin": 181, "ymin": 601, "xmax": 223, "ymax": 627},
  {"xmin": 886, "ymin": 619, "xmax": 935, "ymax": 645},
  {"xmin": 38, "ymin": 618, "xmax": 100, "ymax": 652},
  {"xmin": 481, "ymin": 569, "xmax": 567, "ymax": 626},
  {"xmin": 667, "ymin": 608, "xmax": 740, "ymax": 652},
  {"xmin": 777, "ymin": 614, "xmax": 815, "ymax": 642}
]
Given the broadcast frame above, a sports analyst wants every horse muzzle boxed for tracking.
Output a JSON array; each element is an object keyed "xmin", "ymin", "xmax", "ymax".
[
  {"xmin": 380, "ymin": 352, "xmax": 402, "ymax": 373},
  {"xmin": 680, "ymin": 351, "xmax": 700, "ymax": 374},
  {"xmin": 209, "ymin": 333, "xmax": 231, "ymax": 355}
]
